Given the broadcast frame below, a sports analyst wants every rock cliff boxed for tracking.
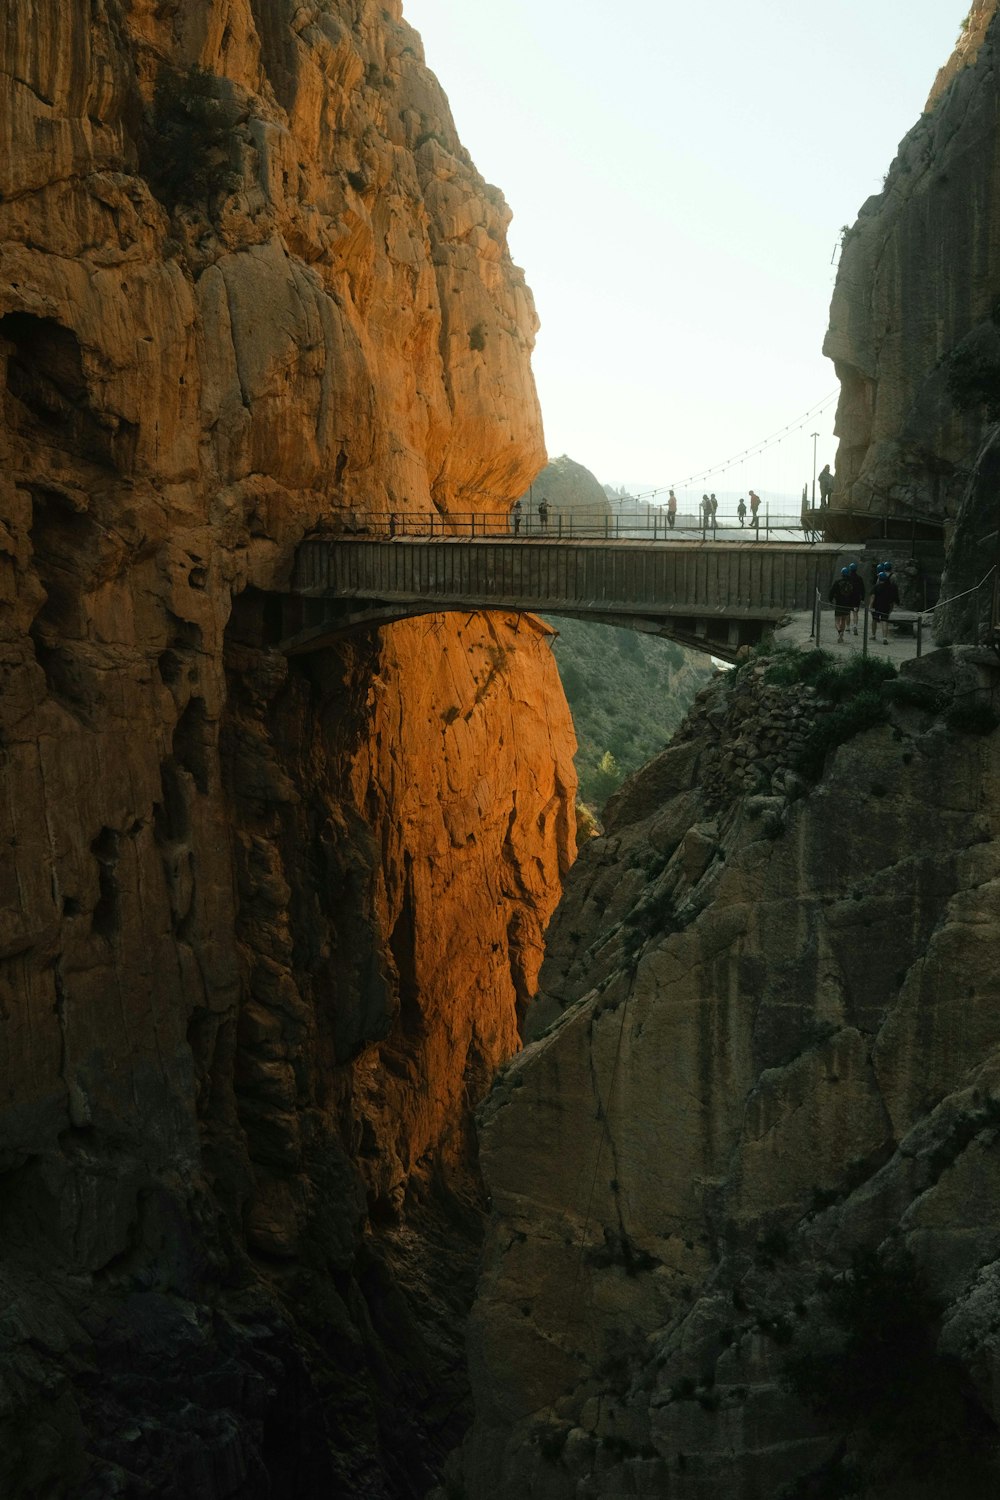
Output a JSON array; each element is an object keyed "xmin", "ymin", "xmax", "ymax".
[
  {"xmin": 825, "ymin": 0, "xmax": 1000, "ymax": 522},
  {"xmin": 0, "ymin": 2, "xmax": 576, "ymax": 1493},
  {"xmin": 463, "ymin": 646, "xmax": 1000, "ymax": 1498}
]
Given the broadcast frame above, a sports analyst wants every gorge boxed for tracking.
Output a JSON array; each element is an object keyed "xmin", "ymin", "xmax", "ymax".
[{"xmin": 2, "ymin": 3, "xmax": 1000, "ymax": 1499}]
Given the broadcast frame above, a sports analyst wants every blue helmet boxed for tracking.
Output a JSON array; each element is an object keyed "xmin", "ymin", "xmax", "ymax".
[
  {"xmin": 841, "ymin": 566, "xmax": 850, "ymax": 576},
  {"xmin": 848, "ymin": 562, "xmax": 857, "ymax": 571}
]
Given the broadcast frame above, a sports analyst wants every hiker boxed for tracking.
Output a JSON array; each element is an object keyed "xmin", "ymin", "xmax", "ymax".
[
  {"xmin": 538, "ymin": 497, "xmax": 550, "ymax": 531},
  {"xmin": 737, "ymin": 497, "xmax": 747, "ymax": 527},
  {"xmin": 818, "ymin": 464, "xmax": 834, "ymax": 505},
  {"xmin": 829, "ymin": 566, "xmax": 854, "ymax": 644},
  {"xmin": 511, "ymin": 498, "xmax": 522, "ymax": 536},
  {"xmin": 749, "ymin": 489, "xmax": 761, "ymax": 528},
  {"xmin": 709, "ymin": 493, "xmax": 718, "ymax": 526},
  {"xmin": 667, "ymin": 489, "xmax": 677, "ymax": 528},
  {"xmin": 847, "ymin": 561, "xmax": 865, "ymax": 636},
  {"xmin": 870, "ymin": 568, "xmax": 900, "ymax": 645}
]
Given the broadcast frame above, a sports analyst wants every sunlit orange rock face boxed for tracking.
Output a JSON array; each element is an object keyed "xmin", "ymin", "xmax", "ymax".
[{"xmin": 0, "ymin": 0, "xmax": 575, "ymax": 1490}]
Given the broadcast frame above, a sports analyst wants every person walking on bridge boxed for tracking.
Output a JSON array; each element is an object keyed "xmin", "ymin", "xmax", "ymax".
[
  {"xmin": 538, "ymin": 497, "xmax": 550, "ymax": 532},
  {"xmin": 667, "ymin": 489, "xmax": 677, "ymax": 529},
  {"xmin": 749, "ymin": 489, "xmax": 761, "ymax": 529},
  {"xmin": 737, "ymin": 497, "xmax": 747, "ymax": 527},
  {"xmin": 709, "ymin": 493, "xmax": 719, "ymax": 531},
  {"xmin": 511, "ymin": 498, "xmax": 522, "ymax": 536}
]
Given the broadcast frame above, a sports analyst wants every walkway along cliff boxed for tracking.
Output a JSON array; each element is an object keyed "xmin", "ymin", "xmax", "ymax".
[{"xmin": 0, "ymin": 2, "xmax": 577, "ymax": 1493}]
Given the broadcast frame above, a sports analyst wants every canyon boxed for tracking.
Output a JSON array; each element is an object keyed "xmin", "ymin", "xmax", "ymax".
[{"xmin": 3, "ymin": 2, "xmax": 1000, "ymax": 1499}]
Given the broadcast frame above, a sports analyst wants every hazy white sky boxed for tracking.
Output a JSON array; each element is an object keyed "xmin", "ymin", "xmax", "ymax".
[{"xmin": 403, "ymin": 0, "xmax": 966, "ymax": 507}]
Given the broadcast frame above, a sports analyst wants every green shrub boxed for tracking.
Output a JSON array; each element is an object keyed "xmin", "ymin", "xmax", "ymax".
[
  {"xmin": 591, "ymin": 749, "xmax": 623, "ymax": 805},
  {"xmin": 785, "ymin": 1247, "xmax": 998, "ymax": 1491},
  {"xmin": 947, "ymin": 340, "xmax": 1000, "ymax": 418},
  {"xmin": 883, "ymin": 677, "xmax": 945, "ymax": 714},
  {"xmin": 146, "ymin": 64, "xmax": 240, "ymax": 209},
  {"xmin": 812, "ymin": 653, "xmax": 896, "ymax": 703},
  {"xmin": 796, "ymin": 690, "xmax": 884, "ymax": 779}
]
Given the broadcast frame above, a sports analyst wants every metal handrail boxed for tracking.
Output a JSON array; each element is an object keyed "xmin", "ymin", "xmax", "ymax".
[{"xmin": 325, "ymin": 503, "xmax": 947, "ymax": 544}]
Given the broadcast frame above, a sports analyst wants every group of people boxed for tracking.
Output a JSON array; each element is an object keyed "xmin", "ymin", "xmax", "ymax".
[
  {"xmin": 510, "ymin": 497, "xmax": 549, "ymax": 534},
  {"xmin": 510, "ymin": 486, "xmax": 768, "ymax": 534},
  {"xmin": 828, "ymin": 560, "xmax": 900, "ymax": 644},
  {"xmin": 696, "ymin": 489, "xmax": 762, "ymax": 529}
]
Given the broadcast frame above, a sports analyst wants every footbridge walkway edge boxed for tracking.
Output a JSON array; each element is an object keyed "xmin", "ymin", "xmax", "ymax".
[{"xmin": 281, "ymin": 537, "xmax": 854, "ymax": 663}]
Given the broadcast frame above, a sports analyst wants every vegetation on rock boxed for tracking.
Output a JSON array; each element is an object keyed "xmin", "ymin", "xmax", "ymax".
[
  {"xmin": 144, "ymin": 64, "xmax": 240, "ymax": 210},
  {"xmin": 546, "ymin": 617, "xmax": 711, "ymax": 811},
  {"xmin": 785, "ymin": 1247, "xmax": 999, "ymax": 1496}
]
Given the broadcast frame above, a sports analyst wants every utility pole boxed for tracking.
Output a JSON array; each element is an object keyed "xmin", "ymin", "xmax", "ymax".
[{"xmin": 811, "ymin": 432, "xmax": 820, "ymax": 506}]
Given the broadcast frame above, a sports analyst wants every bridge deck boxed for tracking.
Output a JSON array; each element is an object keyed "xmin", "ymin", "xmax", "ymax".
[{"xmin": 284, "ymin": 537, "xmax": 850, "ymax": 660}]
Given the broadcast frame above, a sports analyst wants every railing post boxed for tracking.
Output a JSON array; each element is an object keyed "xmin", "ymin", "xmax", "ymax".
[
  {"xmin": 862, "ymin": 603, "xmax": 868, "ymax": 657},
  {"xmin": 558, "ymin": 512, "xmax": 563, "ymax": 538},
  {"xmin": 917, "ymin": 616, "xmax": 923, "ymax": 658}
]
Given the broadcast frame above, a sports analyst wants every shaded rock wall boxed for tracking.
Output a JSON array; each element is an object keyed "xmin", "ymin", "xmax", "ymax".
[
  {"xmin": 464, "ymin": 649, "xmax": 1000, "ymax": 1498},
  {"xmin": 825, "ymin": 1, "xmax": 1000, "ymax": 521},
  {"xmin": 0, "ymin": 1, "xmax": 576, "ymax": 1493}
]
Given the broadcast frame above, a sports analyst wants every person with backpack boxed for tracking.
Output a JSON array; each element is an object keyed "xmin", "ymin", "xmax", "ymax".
[
  {"xmin": 870, "ymin": 567, "xmax": 900, "ymax": 644},
  {"xmin": 829, "ymin": 566, "xmax": 854, "ymax": 644},
  {"xmin": 749, "ymin": 490, "xmax": 761, "ymax": 528},
  {"xmin": 667, "ymin": 490, "xmax": 677, "ymax": 529}
]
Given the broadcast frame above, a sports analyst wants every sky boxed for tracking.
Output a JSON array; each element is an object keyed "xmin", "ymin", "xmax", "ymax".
[{"xmin": 402, "ymin": 0, "xmax": 968, "ymax": 510}]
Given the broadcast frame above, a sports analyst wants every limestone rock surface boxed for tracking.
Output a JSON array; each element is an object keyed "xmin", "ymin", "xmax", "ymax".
[
  {"xmin": 825, "ymin": 1, "xmax": 1000, "ymax": 521},
  {"xmin": 464, "ymin": 649, "xmax": 1000, "ymax": 1498},
  {"xmin": 0, "ymin": 2, "xmax": 576, "ymax": 1493}
]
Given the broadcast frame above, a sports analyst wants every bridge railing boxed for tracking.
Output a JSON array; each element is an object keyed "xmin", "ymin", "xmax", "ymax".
[
  {"xmin": 334, "ymin": 506, "xmax": 945, "ymax": 544},
  {"xmin": 344, "ymin": 507, "xmax": 807, "ymax": 541}
]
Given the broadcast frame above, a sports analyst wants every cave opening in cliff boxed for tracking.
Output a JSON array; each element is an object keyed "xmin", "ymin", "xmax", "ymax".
[
  {"xmin": 0, "ymin": 312, "xmax": 130, "ymax": 469},
  {"xmin": 26, "ymin": 485, "xmax": 106, "ymax": 716}
]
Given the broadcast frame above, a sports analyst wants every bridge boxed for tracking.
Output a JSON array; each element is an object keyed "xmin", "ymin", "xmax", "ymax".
[{"xmin": 281, "ymin": 534, "xmax": 854, "ymax": 662}]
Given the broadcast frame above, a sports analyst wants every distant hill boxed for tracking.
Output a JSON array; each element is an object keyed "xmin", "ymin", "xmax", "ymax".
[
  {"xmin": 544, "ymin": 617, "xmax": 713, "ymax": 814},
  {"xmin": 517, "ymin": 455, "xmax": 611, "ymax": 525}
]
